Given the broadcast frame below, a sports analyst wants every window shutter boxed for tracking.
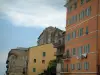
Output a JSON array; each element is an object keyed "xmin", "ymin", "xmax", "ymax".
[
  {"xmin": 86, "ymin": 27, "xmax": 88, "ymax": 34},
  {"xmin": 84, "ymin": 62, "xmax": 86, "ymax": 70},
  {"xmin": 87, "ymin": 44, "xmax": 90, "ymax": 53}
]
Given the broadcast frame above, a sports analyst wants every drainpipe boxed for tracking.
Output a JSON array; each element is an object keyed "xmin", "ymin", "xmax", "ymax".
[{"xmin": 97, "ymin": 0, "xmax": 99, "ymax": 75}]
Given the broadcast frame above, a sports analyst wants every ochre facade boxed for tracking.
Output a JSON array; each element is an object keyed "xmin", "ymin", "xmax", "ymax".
[{"xmin": 27, "ymin": 44, "xmax": 56, "ymax": 75}]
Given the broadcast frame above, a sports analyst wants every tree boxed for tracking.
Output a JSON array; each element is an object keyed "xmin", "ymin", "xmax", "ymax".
[{"xmin": 47, "ymin": 59, "xmax": 57, "ymax": 75}]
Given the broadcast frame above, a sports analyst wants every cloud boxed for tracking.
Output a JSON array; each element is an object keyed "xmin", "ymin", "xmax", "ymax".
[{"xmin": 0, "ymin": 0, "xmax": 66, "ymax": 30}]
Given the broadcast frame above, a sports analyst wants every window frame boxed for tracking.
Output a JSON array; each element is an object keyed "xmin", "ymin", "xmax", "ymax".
[
  {"xmin": 33, "ymin": 68, "xmax": 36, "ymax": 72},
  {"xmin": 43, "ymin": 52, "xmax": 46, "ymax": 57},
  {"xmin": 81, "ymin": 0, "xmax": 85, "ymax": 5},
  {"xmin": 42, "ymin": 60, "xmax": 45, "ymax": 64},
  {"xmin": 72, "ymin": 48, "xmax": 76, "ymax": 56},
  {"xmin": 77, "ymin": 63, "xmax": 82, "ymax": 70},
  {"xmin": 34, "ymin": 59, "xmax": 36, "ymax": 63},
  {"xmin": 84, "ymin": 62, "xmax": 89, "ymax": 70}
]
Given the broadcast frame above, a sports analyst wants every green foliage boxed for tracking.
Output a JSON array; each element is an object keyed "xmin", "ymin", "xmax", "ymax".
[{"xmin": 48, "ymin": 59, "xmax": 57, "ymax": 69}]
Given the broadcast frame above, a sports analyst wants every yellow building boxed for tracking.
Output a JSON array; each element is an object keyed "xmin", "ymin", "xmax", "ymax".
[{"xmin": 27, "ymin": 43, "xmax": 56, "ymax": 75}]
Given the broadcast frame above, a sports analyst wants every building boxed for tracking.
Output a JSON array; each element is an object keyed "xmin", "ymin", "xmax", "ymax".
[
  {"xmin": 37, "ymin": 26, "xmax": 64, "ymax": 46},
  {"xmin": 6, "ymin": 47, "xmax": 29, "ymax": 75},
  {"xmin": 27, "ymin": 44, "xmax": 56, "ymax": 75},
  {"xmin": 53, "ymin": 31, "xmax": 65, "ymax": 75},
  {"xmin": 62, "ymin": 0, "xmax": 100, "ymax": 75}
]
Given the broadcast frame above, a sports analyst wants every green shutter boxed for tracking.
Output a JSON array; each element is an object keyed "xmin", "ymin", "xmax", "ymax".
[
  {"xmin": 81, "ymin": 0, "xmax": 84, "ymax": 5},
  {"xmin": 88, "ymin": 44, "xmax": 90, "ymax": 53},
  {"xmin": 86, "ymin": 27, "xmax": 88, "ymax": 34},
  {"xmin": 72, "ymin": 32, "xmax": 73, "ymax": 39},
  {"xmin": 81, "ymin": 28, "xmax": 83, "ymax": 36},
  {"xmin": 79, "ymin": 47, "xmax": 82, "ymax": 57},
  {"xmin": 77, "ymin": 63, "xmax": 81, "ymax": 70},
  {"xmin": 87, "ymin": 7, "xmax": 91, "ymax": 16},
  {"xmin": 84, "ymin": 62, "xmax": 89, "ymax": 70},
  {"xmin": 66, "ymin": 64, "xmax": 68, "ymax": 72},
  {"xmin": 43, "ymin": 52, "xmax": 46, "ymax": 57},
  {"xmin": 33, "ymin": 68, "xmax": 36, "ymax": 72},
  {"xmin": 70, "ymin": 64, "xmax": 72, "ymax": 70},
  {"xmin": 84, "ymin": 62, "xmax": 86, "ymax": 70},
  {"xmin": 78, "ymin": 29, "xmax": 80, "ymax": 36},
  {"xmin": 73, "ymin": 48, "xmax": 76, "ymax": 55},
  {"xmin": 84, "ymin": 45, "xmax": 86, "ymax": 53}
]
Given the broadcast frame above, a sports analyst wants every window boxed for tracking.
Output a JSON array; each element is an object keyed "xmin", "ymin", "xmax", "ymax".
[
  {"xmin": 75, "ymin": 15, "xmax": 77, "ymax": 22},
  {"xmin": 74, "ymin": 3, "xmax": 77, "ymax": 9},
  {"xmin": 34, "ymin": 59, "xmax": 36, "ymax": 63},
  {"xmin": 78, "ymin": 28, "xmax": 83, "ymax": 36},
  {"xmin": 72, "ymin": 31, "xmax": 76, "ymax": 39},
  {"xmin": 85, "ymin": 7, "xmax": 91, "ymax": 16},
  {"xmin": 71, "ymin": 64, "xmax": 75, "ymax": 70},
  {"xmin": 42, "ymin": 60, "xmax": 45, "ymax": 64},
  {"xmin": 81, "ymin": 10, "xmax": 85, "ymax": 19},
  {"xmin": 33, "ymin": 68, "xmax": 36, "ymax": 72},
  {"xmin": 66, "ymin": 50, "xmax": 70, "ymax": 58},
  {"xmin": 84, "ymin": 62, "xmax": 89, "ymax": 70},
  {"xmin": 68, "ymin": 7, "xmax": 71, "ymax": 13},
  {"xmin": 81, "ymin": 0, "xmax": 85, "ymax": 5},
  {"xmin": 86, "ymin": 26, "xmax": 88, "ymax": 34},
  {"xmin": 78, "ymin": 46, "xmax": 82, "ymax": 57},
  {"xmin": 77, "ymin": 63, "xmax": 82, "ymax": 70},
  {"xmin": 67, "ymin": 33, "xmax": 70, "ymax": 41},
  {"xmin": 66, "ymin": 64, "xmax": 68, "ymax": 72},
  {"xmin": 68, "ymin": 6, "xmax": 72, "ymax": 13},
  {"xmin": 87, "ymin": 7, "xmax": 91, "ymax": 16},
  {"xmin": 72, "ymin": 48, "xmax": 76, "ymax": 56},
  {"xmin": 43, "ymin": 52, "xmax": 46, "ymax": 57},
  {"xmin": 67, "ymin": 19, "xmax": 70, "ymax": 25},
  {"xmin": 84, "ymin": 44, "xmax": 90, "ymax": 53},
  {"xmin": 72, "ymin": 16, "xmax": 75, "ymax": 23},
  {"xmin": 79, "ymin": 13, "xmax": 82, "ymax": 20}
]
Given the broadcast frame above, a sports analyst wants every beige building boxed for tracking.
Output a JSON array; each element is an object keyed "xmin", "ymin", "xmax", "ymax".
[
  {"xmin": 27, "ymin": 44, "xmax": 56, "ymax": 75},
  {"xmin": 6, "ymin": 47, "xmax": 29, "ymax": 75},
  {"xmin": 37, "ymin": 26, "xmax": 64, "ymax": 46}
]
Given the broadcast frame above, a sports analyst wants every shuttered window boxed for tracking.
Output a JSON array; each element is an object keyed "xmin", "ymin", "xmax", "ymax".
[
  {"xmin": 71, "ymin": 64, "xmax": 75, "ymax": 70},
  {"xmin": 84, "ymin": 44, "xmax": 90, "ymax": 53},
  {"xmin": 84, "ymin": 62, "xmax": 89, "ymax": 70},
  {"xmin": 78, "ymin": 46, "xmax": 82, "ymax": 57},
  {"xmin": 72, "ymin": 48, "xmax": 76, "ymax": 56},
  {"xmin": 77, "ymin": 63, "xmax": 82, "ymax": 70}
]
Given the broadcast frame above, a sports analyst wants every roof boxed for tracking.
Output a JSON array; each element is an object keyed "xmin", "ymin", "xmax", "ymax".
[{"xmin": 38, "ymin": 26, "xmax": 64, "ymax": 39}]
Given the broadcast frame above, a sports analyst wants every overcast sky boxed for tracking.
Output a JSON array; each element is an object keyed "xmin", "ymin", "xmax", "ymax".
[{"xmin": 0, "ymin": 0, "xmax": 66, "ymax": 74}]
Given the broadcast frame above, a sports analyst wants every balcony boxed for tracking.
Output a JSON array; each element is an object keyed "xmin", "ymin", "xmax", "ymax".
[
  {"xmin": 53, "ymin": 41, "xmax": 64, "ymax": 48},
  {"xmin": 6, "ymin": 65, "xmax": 9, "ymax": 68},
  {"xmin": 23, "ymin": 67, "xmax": 26, "ymax": 74},
  {"xmin": 62, "ymin": 53, "xmax": 70, "ymax": 60},
  {"xmin": 54, "ymin": 52, "xmax": 64, "ymax": 56},
  {"xmin": 61, "ymin": 68, "xmax": 70, "ymax": 73},
  {"xmin": 6, "ymin": 70, "xmax": 9, "ymax": 75},
  {"xmin": 6, "ymin": 60, "xmax": 9, "ymax": 64}
]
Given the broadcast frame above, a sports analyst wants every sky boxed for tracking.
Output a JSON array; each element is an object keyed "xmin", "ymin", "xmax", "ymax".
[{"xmin": 0, "ymin": 0, "xmax": 66, "ymax": 74}]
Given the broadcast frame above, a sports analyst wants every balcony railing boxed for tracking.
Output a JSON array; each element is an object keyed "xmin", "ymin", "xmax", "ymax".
[
  {"xmin": 54, "ymin": 52, "xmax": 64, "ymax": 56},
  {"xmin": 6, "ymin": 65, "xmax": 9, "ymax": 68},
  {"xmin": 6, "ymin": 70, "xmax": 9, "ymax": 74},
  {"xmin": 62, "ymin": 53, "xmax": 70, "ymax": 60},
  {"xmin": 6, "ymin": 60, "xmax": 9, "ymax": 64},
  {"xmin": 61, "ymin": 68, "xmax": 69, "ymax": 72},
  {"xmin": 53, "ymin": 41, "xmax": 64, "ymax": 48}
]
